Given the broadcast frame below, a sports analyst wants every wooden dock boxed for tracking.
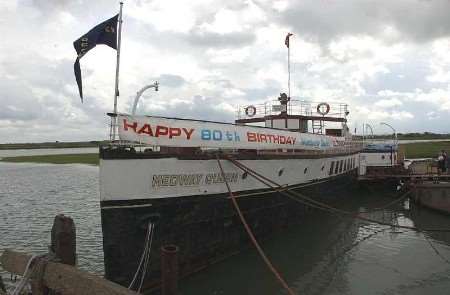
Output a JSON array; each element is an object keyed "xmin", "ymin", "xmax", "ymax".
[{"xmin": 0, "ymin": 215, "xmax": 178, "ymax": 295}]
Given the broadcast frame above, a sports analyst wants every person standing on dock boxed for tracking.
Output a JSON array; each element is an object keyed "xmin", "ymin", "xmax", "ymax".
[
  {"xmin": 438, "ymin": 152, "xmax": 445, "ymax": 174},
  {"xmin": 443, "ymin": 150, "xmax": 448, "ymax": 173}
]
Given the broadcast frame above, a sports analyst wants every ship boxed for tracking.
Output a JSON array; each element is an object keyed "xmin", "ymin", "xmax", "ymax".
[
  {"xmin": 71, "ymin": 5, "xmax": 363, "ymax": 291},
  {"xmin": 99, "ymin": 93, "xmax": 363, "ymax": 291}
]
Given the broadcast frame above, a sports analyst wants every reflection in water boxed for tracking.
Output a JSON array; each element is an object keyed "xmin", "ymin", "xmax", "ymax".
[{"xmin": 1, "ymin": 163, "xmax": 450, "ymax": 294}]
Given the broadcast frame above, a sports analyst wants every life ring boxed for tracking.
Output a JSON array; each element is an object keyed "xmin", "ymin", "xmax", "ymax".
[
  {"xmin": 245, "ymin": 105, "xmax": 257, "ymax": 117},
  {"xmin": 317, "ymin": 102, "xmax": 330, "ymax": 116}
]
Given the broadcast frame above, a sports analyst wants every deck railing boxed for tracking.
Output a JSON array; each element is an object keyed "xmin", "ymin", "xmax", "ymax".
[{"xmin": 236, "ymin": 100, "xmax": 349, "ymax": 120}]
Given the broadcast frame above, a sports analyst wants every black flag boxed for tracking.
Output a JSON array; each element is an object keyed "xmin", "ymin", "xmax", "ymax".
[{"xmin": 73, "ymin": 14, "xmax": 118, "ymax": 101}]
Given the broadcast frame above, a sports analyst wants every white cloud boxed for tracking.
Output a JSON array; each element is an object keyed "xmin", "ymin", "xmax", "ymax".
[
  {"xmin": 374, "ymin": 98, "xmax": 403, "ymax": 108},
  {"xmin": 2, "ymin": 0, "xmax": 450, "ymax": 142}
]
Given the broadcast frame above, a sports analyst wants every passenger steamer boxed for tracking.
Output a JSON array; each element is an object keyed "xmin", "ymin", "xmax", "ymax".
[{"xmin": 99, "ymin": 93, "xmax": 363, "ymax": 290}]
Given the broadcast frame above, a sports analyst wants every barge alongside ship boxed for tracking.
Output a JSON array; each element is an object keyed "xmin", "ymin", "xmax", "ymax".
[{"xmin": 99, "ymin": 95, "xmax": 363, "ymax": 290}]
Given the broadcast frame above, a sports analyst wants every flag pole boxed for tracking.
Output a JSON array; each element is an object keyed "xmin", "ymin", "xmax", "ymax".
[
  {"xmin": 111, "ymin": 2, "xmax": 123, "ymax": 141},
  {"xmin": 288, "ymin": 43, "xmax": 291, "ymax": 99}
]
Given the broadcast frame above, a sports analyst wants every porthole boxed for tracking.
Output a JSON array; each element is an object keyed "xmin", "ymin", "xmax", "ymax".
[
  {"xmin": 242, "ymin": 172, "xmax": 248, "ymax": 179},
  {"xmin": 278, "ymin": 168, "xmax": 284, "ymax": 177}
]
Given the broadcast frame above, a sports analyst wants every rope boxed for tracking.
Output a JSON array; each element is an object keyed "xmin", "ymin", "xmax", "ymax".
[
  {"xmin": 216, "ymin": 156, "xmax": 296, "ymax": 295},
  {"xmin": 128, "ymin": 222, "xmax": 154, "ymax": 293},
  {"xmin": 223, "ymin": 155, "xmax": 450, "ymax": 233},
  {"xmin": 11, "ymin": 254, "xmax": 38, "ymax": 295},
  {"xmin": 138, "ymin": 223, "xmax": 154, "ymax": 294}
]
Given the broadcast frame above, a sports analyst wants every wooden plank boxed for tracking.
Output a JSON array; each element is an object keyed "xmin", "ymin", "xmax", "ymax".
[{"xmin": 1, "ymin": 250, "xmax": 138, "ymax": 295}]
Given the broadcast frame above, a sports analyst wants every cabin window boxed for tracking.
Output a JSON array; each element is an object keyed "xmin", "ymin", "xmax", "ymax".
[
  {"xmin": 278, "ymin": 168, "xmax": 284, "ymax": 176},
  {"xmin": 381, "ymin": 155, "xmax": 385, "ymax": 160},
  {"xmin": 334, "ymin": 161, "xmax": 339, "ymax": 174},
  {"xmin": 329, "ymin": 162, "xmax": 335, "ymax": 175},
  {"xmin": 242, "ymin": 172, "xmax": 248, "ymax": 179},
  {"xmin": 304, "ymin": 167, "xmax": 308, "ymax": 174},
  {"xmin": 339, "ymin": 160, "xmax": 343, "ymax": 173}
]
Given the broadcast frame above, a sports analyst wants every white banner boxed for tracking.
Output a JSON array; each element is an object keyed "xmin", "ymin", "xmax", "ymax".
[{"xmin": 118, "ymin": 114, "xmax": 343, "ymax": 150}]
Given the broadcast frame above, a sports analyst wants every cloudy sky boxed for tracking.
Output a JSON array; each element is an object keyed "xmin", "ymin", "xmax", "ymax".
[{"xmin": 1, "ymin": 0, "xmax": 450, "ymax": 143}]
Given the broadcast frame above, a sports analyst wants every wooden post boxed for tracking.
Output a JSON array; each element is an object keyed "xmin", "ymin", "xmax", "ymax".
[
  {"xmin": 51, "ymin": 214, "xmax": 76, "ymax": 266},
  {"xmin": 161, "ymin": 245, "xmax": 179, "ymax": 295}
]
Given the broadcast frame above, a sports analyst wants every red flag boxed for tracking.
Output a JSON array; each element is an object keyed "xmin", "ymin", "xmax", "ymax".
[{"xmin": 285, "ymin": 33, "xmax": 293, "ymax": 48}]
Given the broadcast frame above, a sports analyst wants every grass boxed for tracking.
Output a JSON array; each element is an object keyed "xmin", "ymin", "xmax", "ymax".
[
  {"xmin": 400, "ymin": 141, "xmax": 450, "ymax": 159},
  {"xmin": 0, "ymin": 141, "xmax": 108, "ymax": 150},
  {"xmin": 0, "ymin": 153, "xmax": 99, "ymax": 165}
]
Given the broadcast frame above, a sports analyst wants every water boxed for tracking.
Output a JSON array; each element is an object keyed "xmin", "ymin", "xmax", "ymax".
[
  {"xmin": 1, "ymin": 162, "xmax": 450, "ymax": 294},
  {"xmin": 0, "ymin": 162, "xmax": 103, "ymax": 285}
]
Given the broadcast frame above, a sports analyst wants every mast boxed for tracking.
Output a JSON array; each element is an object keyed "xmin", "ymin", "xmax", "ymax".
[
  {"xmin": 111, "ymin": 2, "xmax": 124, "ymax": 142},
  {"xmin": 288, "ymin": 40, "xmax": 291, "ymax": 99}
]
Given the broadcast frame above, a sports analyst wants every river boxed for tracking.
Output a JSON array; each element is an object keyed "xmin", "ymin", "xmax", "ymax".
[{"xmin": 1, "ymin": 161, "xmax": 450, "ymax": 294}]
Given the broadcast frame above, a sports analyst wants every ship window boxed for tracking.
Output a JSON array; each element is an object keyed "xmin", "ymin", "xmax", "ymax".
[
  {"xmin": 304, "ymin": 167, "xmax": 308, "ymax": 174},
  {"xmin": 329, "ymin": 162, "xmax": 335, "ymax": 175},
  {"xmin": 242, "ymin": 172, "xmax": 248, "ymax": 179},
  {"xmin": 339, "ymin": 160, "xmax": 343, "ymax": 173},
  {"xmin": 278, "ymin": 168, "xmax": 284, "ymax": 176},
  {"xmin": 381, "ymin": 155, "xmax": 385, "ymax": 160},
  {"xmin": 321, "ymin": 165, "xmax": 325, "ymax": 171},
  {"xmin": 334, "ymin": 161, "xmax": 339, "ymax": 174}
]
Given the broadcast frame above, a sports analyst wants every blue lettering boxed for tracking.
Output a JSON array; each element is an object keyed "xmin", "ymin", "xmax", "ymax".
[
  {"xmin": 201, "ymin": 129, "xmax": 211, "ymax": 140},
  {"xmin": 212, "ymin": 130, "xmax": 222, "ymax": 141}
]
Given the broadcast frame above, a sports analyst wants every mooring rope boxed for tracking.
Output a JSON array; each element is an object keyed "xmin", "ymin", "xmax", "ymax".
[
  {"xmin": 138, "ymin": 223, "xmax": 155, "ymax": 294},
  {"xmin": 8, "ymin": 252, "xmax": 54, "ymax": 295},
  {"xmin": 128, "ymin": 222, "xmax": 154, "ymax": 292},
  {"xmin": 10, "ymin": 254, "xmax": 38, "ymax": 295},
  {"xmin": 216, "ymin": 156, "xmax": 296, "ymax": 295},
  {"xmin": 223, "ymin": 155, "xmax": 450, "ymax": 233}
]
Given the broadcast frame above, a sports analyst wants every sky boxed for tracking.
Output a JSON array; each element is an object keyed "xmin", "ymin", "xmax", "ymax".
[{"xmin": 1, "ymin": 0, "xmax": 450, "ymax": 143}]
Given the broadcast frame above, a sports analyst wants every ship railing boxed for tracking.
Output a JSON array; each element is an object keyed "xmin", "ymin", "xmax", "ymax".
[{"xmin": 236, "ymin": 100, "xmax": 348, "ymax": 120}]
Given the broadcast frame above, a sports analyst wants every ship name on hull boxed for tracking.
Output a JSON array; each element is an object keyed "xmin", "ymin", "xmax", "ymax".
[{"xmin": 152, "ymin": 172, "xmax": 239, "ymax": 188}]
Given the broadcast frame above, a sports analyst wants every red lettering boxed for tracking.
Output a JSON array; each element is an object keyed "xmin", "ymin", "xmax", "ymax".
[
  {"xmin": 259, "ymin": 134, "xmax": 267, "ymax": 143},
  {"xmin": 247, "ymin": 132, "xmax": 257, "ymax": 142},
  {"xmin": 137, "ymin": 124, "xmax": 153, "ymax": 136},
  {"xmin": 272, "ymin": 135, "xmax": 279, "ymax": 144},
  {"xmin": 279, "ymin": 136, "xmax": 286, "ymax": 144},
  {"xmin": 169, "ymin": 128, "xmax": 181, "ymax": 139},
  {"xmin": 291, "ymin": 137, "xmax": 296, "ymax": 145},
  {"xmin": 123, "ymin": 119, "xmax": 137, "ymax": 132},
  {"xmin": 182, "ymin": 128, "xmax": 195, "ymax": 140},
  {"xmin": 155, "ymin": 126, "xmax": 168, "ymax": 137},
  {"xmin": 286, "ymin": 137, "xmax": 293, "ymax": 145}
]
